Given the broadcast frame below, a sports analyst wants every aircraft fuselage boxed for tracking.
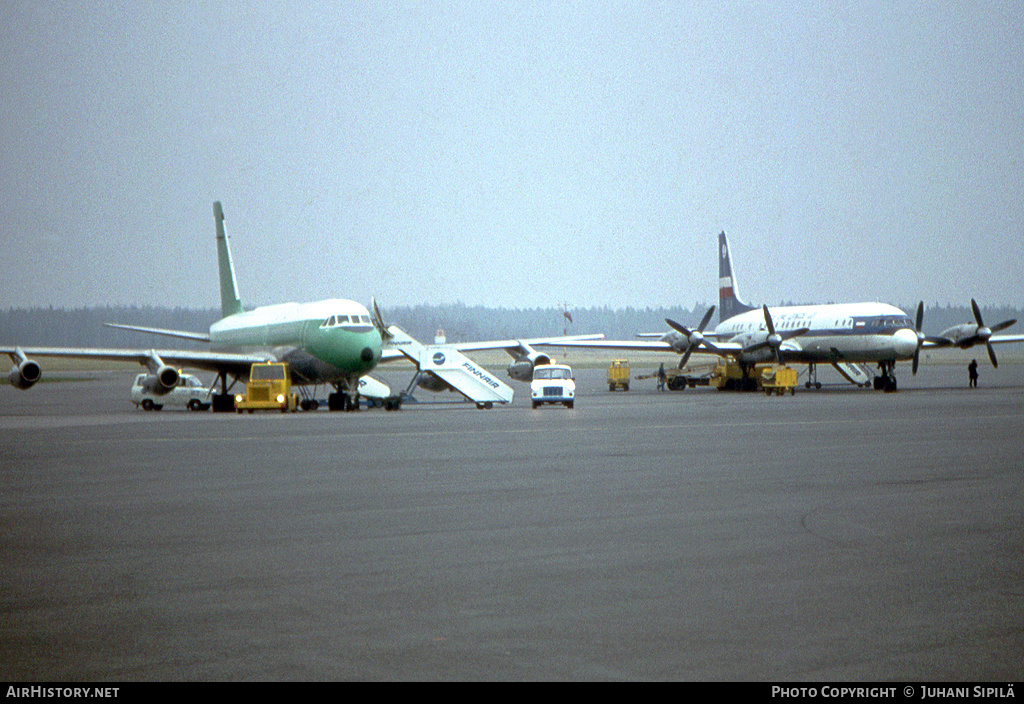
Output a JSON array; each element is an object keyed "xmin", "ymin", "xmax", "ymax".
[
  {"xmin": 210, "ymin": 298, "xmax": 381, "ymax": 385},
  {"xmin": 713, "ymin": 302, "xmax": 920, "ymax": 364}
]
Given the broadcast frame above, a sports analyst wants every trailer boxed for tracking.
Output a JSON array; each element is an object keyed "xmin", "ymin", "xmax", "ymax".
[
  {"xmin": 635, "ymin": 365, "xmax": 713, "ymax": 390},
  {"xmin": 665, "ymin": 370, "xmax": 713, "ymax": 390}
]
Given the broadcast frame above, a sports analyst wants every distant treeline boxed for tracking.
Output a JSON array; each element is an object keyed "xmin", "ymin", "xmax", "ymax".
[
  {"xmin": 1, "ymin": 306, "xmax": 220, "ymax": 350},
  {"xmin": 2, "ymin": 302, "xmax": 1021, "ymax": 348}
]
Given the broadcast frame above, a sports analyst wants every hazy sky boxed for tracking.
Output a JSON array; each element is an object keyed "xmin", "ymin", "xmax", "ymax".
[{"xmin": 2, "ymin": 1, "xmax": 1022, "ymax": 312}]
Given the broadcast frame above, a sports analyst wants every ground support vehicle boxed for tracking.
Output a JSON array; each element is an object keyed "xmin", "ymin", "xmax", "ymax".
[
  {"xmin": 634, "ymin": 367, "xmax": 712, "ymax": 390},
  {"xmin": 760, "ymin": 364, "xmax": 798, "ymax": 395},
  {"xmin": 531, "ymin": 363, "xmax": 576, "ymax": 409},
  {"xmin": 235, "ymin": 362, "xmax": 299, "ymax": 413},
  {"xmin": 665, "ymin": 369, "xmax": 713, "ymax": 390},
  {"xmin": 711, "ymin": 360, "xmax": 798, "ymax": 395},
  {"xmin": 131, "ymin": 372, "xmax": 211, "ymax": 411},
  {"xmin": 607, "ymin": 360, "xmax": 630, "ymax": 391}
]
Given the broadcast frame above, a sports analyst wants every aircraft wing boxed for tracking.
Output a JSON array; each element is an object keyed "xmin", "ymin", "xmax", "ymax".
[
  {"xmin": 103, "ymin": 323, "xmax": 211, "ymax": 343},
  {"xmin": 552, "ymin": 337, "xmax": 749, "ymax": 356},
  {"xmin": 453, "ymin": 334, "xmax": 606, "ymax": 356},
  {"xmin": 3, "ymin": 345, "xmax": 270, "ymax": 380},
  {"xmin": 920, "ymin": 333, "xmax": 1024, "ymax": 349},
  {"xmin": 378, "ymin": 333, "xmax": 607, "ymax": 362},
  {"xmin": 542, "ymin": 338, "xmax": 676, "ymax": 353}
]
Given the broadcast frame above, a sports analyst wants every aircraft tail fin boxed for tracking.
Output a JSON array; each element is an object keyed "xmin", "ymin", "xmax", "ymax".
[
  {"xmin": 214, "ymin": 201, "xmax": 244, "ymax": 318},
  {"xmin": 718, "ymin": 231, "xmax": 757, "ymax": 322}
]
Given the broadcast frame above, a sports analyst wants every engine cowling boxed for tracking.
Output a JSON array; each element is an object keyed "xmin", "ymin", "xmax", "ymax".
[
  {"xmin": 507, "ymin": 350, "xmax": 552, "ymax": 382},
  {"xmin": 138, "ymin": 365, "xmax": 180, "ymax": 395},
  {"xmin": 9, "ymin": 359, "xmax": 41, "ymax": 390}
]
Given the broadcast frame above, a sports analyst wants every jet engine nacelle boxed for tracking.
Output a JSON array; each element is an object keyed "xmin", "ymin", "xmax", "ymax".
[
  {"xmin": 507, "ymin": 350, "xmax": 552, "ymax": 382},
  {"xmin": 8, "ymin": 358, "xmax": 41, "ymax": 390},
  {"xmin": 138, "ymin": 366, "xmax": 180, "ymax": 395}
]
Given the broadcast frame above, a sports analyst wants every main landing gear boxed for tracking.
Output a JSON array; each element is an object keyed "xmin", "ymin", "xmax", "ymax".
[
  {"xmin": 325, "ymin": 385, "xmax": 403, "ymax": 411},
  {"xmin": 805, "ymin": 363, "xmax": 823, "ymax": 389},
  {"xmin": 327, "ymin": 386, "xmax": 359, "ymax": 411},
  {"xmin": 873, "ymin": 361, "xmax": 898, "ymax": 392}
]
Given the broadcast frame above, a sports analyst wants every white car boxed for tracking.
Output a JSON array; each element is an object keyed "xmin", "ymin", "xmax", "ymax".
[
  {"xmin": 130, "ymin": 373, "xmax": 212, "ymax": 411},
  {"xmin": 531, "ymin": 363, "xmax": 576, "ymax": 409}
]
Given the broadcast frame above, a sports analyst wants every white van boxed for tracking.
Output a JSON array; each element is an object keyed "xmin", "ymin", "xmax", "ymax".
[
  {"xmin": 130, "ymin": 373, "xmax": 212, "ymax": 411},
  {"xmin": 530, "ymin": 364, "xmax": 576, "ymax": 409}
]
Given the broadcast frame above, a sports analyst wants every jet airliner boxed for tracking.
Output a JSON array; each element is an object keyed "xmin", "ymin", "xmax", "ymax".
[
  {"xmin": 5, "ymin": 202, "xmax": 383, "ymax": 411},
  {"xmin": 5, "ymin": 201, "xmax": 602, "ymax": 410}
]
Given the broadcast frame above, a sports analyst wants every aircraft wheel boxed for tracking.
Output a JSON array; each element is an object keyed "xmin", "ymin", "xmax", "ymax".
[{"xmin": 142, "ymin": 399, "xmax": 154, "ymax": 411}]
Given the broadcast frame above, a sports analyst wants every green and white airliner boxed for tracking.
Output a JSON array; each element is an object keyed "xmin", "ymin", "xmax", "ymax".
[
  {"xmin": 4, "ymin": 201, "xmax": 383, "ymax": 411},
  {"xmin": 5, "ymin": 201, "xmax": 604, "ymax": 411}
]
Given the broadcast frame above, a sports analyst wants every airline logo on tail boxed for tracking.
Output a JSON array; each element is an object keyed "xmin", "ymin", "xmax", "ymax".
[{"xmin": 718, "ymin": 232, "xmax": 756, "ymax": 323}]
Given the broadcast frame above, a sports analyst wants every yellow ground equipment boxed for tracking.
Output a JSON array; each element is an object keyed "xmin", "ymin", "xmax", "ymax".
[
  {"xmin": 235, "ymin": 362, "xmax": 299, "ymax": 413},
  {"xmin": 760, "ymin": 364, "xmax": 798, "ymax": 395},
  {"xmin": 607, "ymin": 359, "xmax": 630, "ymax": 391},
  {"xmin": 712, "ymin": 360, "xmax": 798, "ymax": 395}
]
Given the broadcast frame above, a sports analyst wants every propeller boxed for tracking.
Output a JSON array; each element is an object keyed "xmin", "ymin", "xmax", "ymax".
[
  {"xmin": 742, "ymin": 305, "xmax": 809, "ymax": 365},
  {"xmin": 970, "ymin": 298, "xmax": 1016, "ymax": 368},
  {"xmin": 664, "ymin": 305, "xmax": 716, "ymax": 368},
  {"xmin": 912, "ymin": 301, "xmax": 925, "ymax": 375}
]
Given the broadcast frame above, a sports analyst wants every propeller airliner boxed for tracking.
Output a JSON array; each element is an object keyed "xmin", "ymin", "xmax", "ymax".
[{"xmin": 556, "ymin": 232, "xmax": 1023, "ymax": 391}]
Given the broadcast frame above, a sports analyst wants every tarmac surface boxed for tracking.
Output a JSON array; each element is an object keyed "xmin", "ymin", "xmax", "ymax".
[{"xmin": 1, "ymin": 361, "xmax": 1022, "ymax": 681}]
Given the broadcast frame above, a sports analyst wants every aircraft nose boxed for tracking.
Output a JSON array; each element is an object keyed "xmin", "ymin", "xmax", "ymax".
[{"xmin": 893, "ymin": 328, "xmax": 920, "ymax": 358}]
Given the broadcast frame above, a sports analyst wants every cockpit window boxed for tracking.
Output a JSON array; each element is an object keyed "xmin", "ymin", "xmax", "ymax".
[{"xmin": 322, "ymin": 312, "xmax": 373, "ymax": 328}]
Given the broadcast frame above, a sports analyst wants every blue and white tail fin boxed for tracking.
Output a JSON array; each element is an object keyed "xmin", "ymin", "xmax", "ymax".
[
  {"xmin": 718, "ymin": 231, "xmax": 757, "ymax": 323},
  {"xmin": 214, "ymin": 201, "xmax": 244, "ymax": 318}
]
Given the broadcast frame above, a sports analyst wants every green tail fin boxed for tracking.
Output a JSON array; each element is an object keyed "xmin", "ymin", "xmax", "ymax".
[{"xmin": 214, "ymin": 201, "xmax": 244, "ymax": 318}]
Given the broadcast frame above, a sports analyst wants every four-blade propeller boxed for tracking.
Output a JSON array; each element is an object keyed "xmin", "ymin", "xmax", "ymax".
[
  {"xmin": 666, "ymin": 304, "xmax": 808, "ymax": 366},
  {"xmin": 968, "ymin": 298, "xmax": 1016, "ymax": 368},
  {"xmin": 664, "ymin": 305, "xmax": 716, "ymax": 369},
  {"xmin": 742, "ymin": 305, "xmax": 810, "ymax": 365},
  {"xmin": 912, "ymin": 301, "xmax": 925, "ymax": 375}
]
